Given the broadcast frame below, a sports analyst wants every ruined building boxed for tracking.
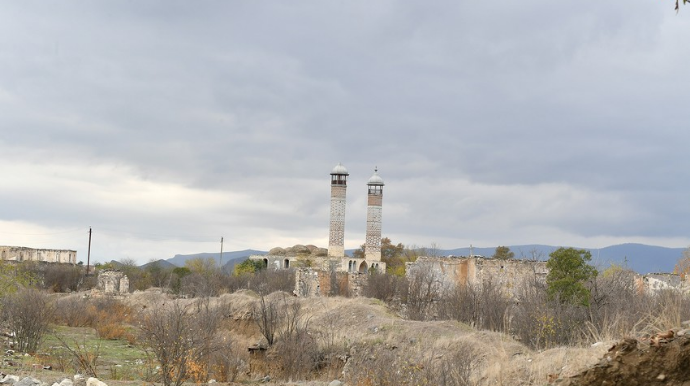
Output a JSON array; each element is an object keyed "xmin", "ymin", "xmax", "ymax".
[
  {"xmin": 0, "ymin": 246, "xmax": 76, "ymax": 264},
  {"xmin": 405, "ymin": 256, "xmax": 548, "ymax": 299},
  {"xmin": 251, "ymin": 164, "xmax": 386, "ymax": 295},
  {"xmin": 95, "ymin": 270, "xmax": 130, "ymax": 295}
]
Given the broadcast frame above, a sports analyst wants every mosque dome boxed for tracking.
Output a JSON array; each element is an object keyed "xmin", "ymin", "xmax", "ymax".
[
  {"xmin": 367, "ymin": 168, "xmax": 384, "ymax": 186},
  {"xmin": 331, "ymin": 163, "xmax": 349, "ymax": 175}
]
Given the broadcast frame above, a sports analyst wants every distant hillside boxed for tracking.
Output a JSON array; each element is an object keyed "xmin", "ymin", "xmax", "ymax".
[
  {"xmin": 140, "ymin": 259, "xmax": 177, "ymax": 270},
  {"xmin": 167, "ymin": 249, "xmax": 266, "ymax": 270},
  {"xmin": 594, "ymin": 243, "xmax": 685, "ymax": 274}
]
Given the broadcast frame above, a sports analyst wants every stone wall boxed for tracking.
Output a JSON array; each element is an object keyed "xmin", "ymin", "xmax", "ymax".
[
  {"xmin": 96, "ymin": 270, "xmax": 130, "ymax": 295},
  {"xmin": 250, "ymin": 250, "xmax": 385, "ymax": 274},
  {"xmin": 294, "ymin": 268, "xmax": 368, "ymax": 297},
  {"xmin": 0, "ymin": 246, "xmax": 77, "ymax": 264},
  {"xmin": 639, "ymin": 273, "xmax": 690, "ymax": 293},
  {"xmin": 406, "ymin": 256, "xmax": 548, "ymax": 298}
]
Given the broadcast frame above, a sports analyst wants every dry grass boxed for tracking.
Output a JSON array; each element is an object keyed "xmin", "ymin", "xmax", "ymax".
[{"xmin": 114, "ymin": 290, "xmax": 622, "ymax": 386}]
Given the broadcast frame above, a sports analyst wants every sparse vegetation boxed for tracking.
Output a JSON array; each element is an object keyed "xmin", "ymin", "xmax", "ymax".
[
  {"xmin": 138, "ymin": 298, "xmax": 228, "ymax": 386},
  {"xmin": 0, "ymin": 256, "xmax": 686, "ymax": 386},
  {"xmin": 1, "ymin": 288, "xmax": 53, "ymax": 353}
]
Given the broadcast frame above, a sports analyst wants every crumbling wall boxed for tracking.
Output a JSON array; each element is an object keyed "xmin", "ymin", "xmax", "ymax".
[
  {"xmin": 474, "ymin": 258, "xmax": 548, "ymax": 294},
  {"xmin": 641, "ymin": 273, "xmax": 690, "ymax": 293},
  {"xmin": 295, "ymin": 268, "xmax": 358, "ymax": 297},
  {"xmin": 406, "ymin": 256, "xmax": 547, "ymax": 298},
  {"xmin": 96, "ymin": 270, "xmax": 130, "ymax": 295},
  {"xmin": 0, "ymin": 246, "xmax": 77, "ymax": 264}
]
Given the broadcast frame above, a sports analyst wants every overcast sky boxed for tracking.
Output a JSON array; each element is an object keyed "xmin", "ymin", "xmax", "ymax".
[{"xmin": 1, "ymin": 1, "xmax": 689, "ymax": 265}]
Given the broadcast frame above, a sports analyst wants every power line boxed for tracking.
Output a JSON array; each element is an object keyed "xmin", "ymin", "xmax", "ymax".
[{"xmin": 0, "ymin": 228, "xmax": 83, "ymax": 236}]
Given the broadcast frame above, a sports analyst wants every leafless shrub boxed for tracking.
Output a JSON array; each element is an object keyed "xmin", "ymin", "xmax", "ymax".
[
  {"xmin": 53, "ymin": 335, "xmax": 101, "ymax": 377},
  {"xmin": 345, "ymin": 345, "xmax": 435, "ymax": 385},
  {"xmin": 434, "ymin": 343, "xmax": 479, "ymax": 386},
  {"xmin": 253, "ymin": 294, "xmax": 280, "ymax": 346},
  {"xmin": 406, "ymin": 264, "xmax": 442, "ymax": 320},
  {"xmin": 273, "ymin": 328, "xmax": 320, "ymax": 380},
  {"xmin": 364, "ymin": 271, "xmax": 408, "ymax": 304},
  {"xmin": 224, "ymin": 269, "xmax": 294, "ymax": 295},
  {"xmin": 645, "ymin": 289, "xmax": 690, "ymax": 333},
  {"xmin": 508, "ymin": 278, "xmax": 593, "ymax": 349},
  {"xmin": 250, "ymin": 269, "xmax": 295, "ymax": 294},
  {"xmin": 313, "ymin": 308, "xmax": 347, "ymax": 379},
  {"xmin": 180, "ymin": 272, "xmax": 218, "ymax": 297},
  {"xmin": 348, "ymin": 343, "xmax": 478, "ymax": 385},
  {"xmin": 138, "ymin": 298, "xmax": 225, "ymax": 386},
  {"xmin": 251, "ymin": 294, "xmax": 325, "ymax": 380},
  {"xmin": 223, "ymin": 273, "xmax": 251, "ymax": 293},
  {"xmin": 438, "ymin": 279, "xmax": 511, "ymax": 331},
  {"xmin": 54, "ymin": 296, "xmax": 95, "ymax": 327},
  {"xmin": 209, "ymin": 337, "xmax": 242, "ymax": 383},
  {"xmin": 43, "ymin": 264, "xmax": 85, "ymax": 292},
  {"xmin": 586, "ymin": 267, "xmax": 646, "ymax": 340},
  {"xmin": 1, "ymin": 288, "xmax": 54, "ymax": 353},
  {"xmin": 438, "ymin": 284, "xmax": 480, "ymax": 326}
]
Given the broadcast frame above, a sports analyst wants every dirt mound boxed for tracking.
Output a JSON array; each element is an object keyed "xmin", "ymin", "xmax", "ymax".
[{"xmin": 560, "ymin": 335, "xmax": 690, "ymax": 386}]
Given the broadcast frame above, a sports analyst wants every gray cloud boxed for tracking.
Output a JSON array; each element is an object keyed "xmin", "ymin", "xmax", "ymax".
[{"xmin": 0, "ymin": 1, "xmax": 688, "ymax": 264}]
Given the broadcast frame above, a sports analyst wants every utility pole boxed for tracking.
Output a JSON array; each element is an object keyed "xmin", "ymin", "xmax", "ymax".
[
  {"xmin": 86, "ymin": 227, "xmax": 92, "ymax": 275},
  {"xmin": 219, "ymin": 237, "xmax": 224, "ymax": 269}
]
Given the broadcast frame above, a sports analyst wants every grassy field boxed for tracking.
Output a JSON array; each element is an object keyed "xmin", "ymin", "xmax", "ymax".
[{"xmin": 0, "ymin": 325, "xmax": 149, "ymax": 382}]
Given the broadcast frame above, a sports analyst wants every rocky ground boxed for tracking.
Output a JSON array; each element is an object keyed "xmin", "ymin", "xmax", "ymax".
[{"xmin": 558, "ymin": 330, "xmax": 690, "ymax": 386}]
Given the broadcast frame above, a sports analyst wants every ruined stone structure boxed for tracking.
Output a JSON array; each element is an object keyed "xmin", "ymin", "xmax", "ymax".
[
  {"xmin": 637, "ymin": 273, "xmax": 690, "ymax": 294},
  {"xmin": 406, "ymin": 256, "xmax": 690, "ymax": 298},
  {"xmin": 256, "ymin": 244, "xmax": 327, "ymax": 270},
  {"xmin": 328, "ymin": 163, "xmax": 348, "ymax": 258},
  {"xmin": 294, "ymin": 267, "xmax": 368, "ymax": 297},
  {"xmin": 0, "ymin": 246, "xmax": 76, "ymax": 264},
  {"xmin": 251, "ymin": 163, "xmax": 385, "ymax": 279},
  {"xmin": 406, "ymin": 256, "xmax": 548, "ymax": 298},
  {"xmin": 96, "ymin": 270, "xmax": 130, "ymax": 295}
]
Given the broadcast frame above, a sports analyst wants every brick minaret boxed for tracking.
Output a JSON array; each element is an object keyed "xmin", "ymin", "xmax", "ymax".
[
  {"xmin": 365, "ymin": 168, "xmax": 384, "ymax": 260},
  {"xmin": 328, "ymin": 163, "xmax": 349, "ymax": 257}
]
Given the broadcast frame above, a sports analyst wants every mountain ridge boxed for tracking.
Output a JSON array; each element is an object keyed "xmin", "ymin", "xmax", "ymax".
[{"xmin": 130, "ymin": 244, "xmax": 684, "ymax": 275}]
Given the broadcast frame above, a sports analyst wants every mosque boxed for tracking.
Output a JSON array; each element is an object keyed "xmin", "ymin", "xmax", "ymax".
[{"xmin": 250, "ymin": 163, "xmax": 386, "ymax": 275}]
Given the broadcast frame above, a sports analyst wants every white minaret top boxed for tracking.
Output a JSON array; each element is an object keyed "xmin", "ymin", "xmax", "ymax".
[
  {"xmin": 331, "ymin": 162, "xmax": 349, "ymax": 175},
  {"xmin": 367, "ymin": 167, "xmax": 384, "ymax": 186}
]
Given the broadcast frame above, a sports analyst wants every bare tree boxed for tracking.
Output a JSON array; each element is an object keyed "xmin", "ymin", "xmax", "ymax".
[
  {"xmin": 138, "ymin": 299, "xmax": 225, "ymax": 386},
  {"xmin": 53, "ymin": 335, "xmax": 101, "ymax": 377},
  {"xmin": 364, "ymin": 270, "xmax": 407, "ymax": 304},
  {"xmin": 43, "ymin": 264, "xmax": 85, "ymax": 292},
  {"xmin": 253, "ymin": 294, "xmax": 280, "ymax": 346},
  {"xmin": 1, "ymin": 288, "xmax": 53, "ymax": 353},
  {"xmin": 406, "ymin": 264, "xmax": 442, "ymax": 320}
]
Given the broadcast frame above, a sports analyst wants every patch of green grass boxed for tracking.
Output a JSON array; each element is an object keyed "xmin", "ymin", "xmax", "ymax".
[{"xmin": 29, "ymin": 325, "xmax": 151, "ymax": 380}]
